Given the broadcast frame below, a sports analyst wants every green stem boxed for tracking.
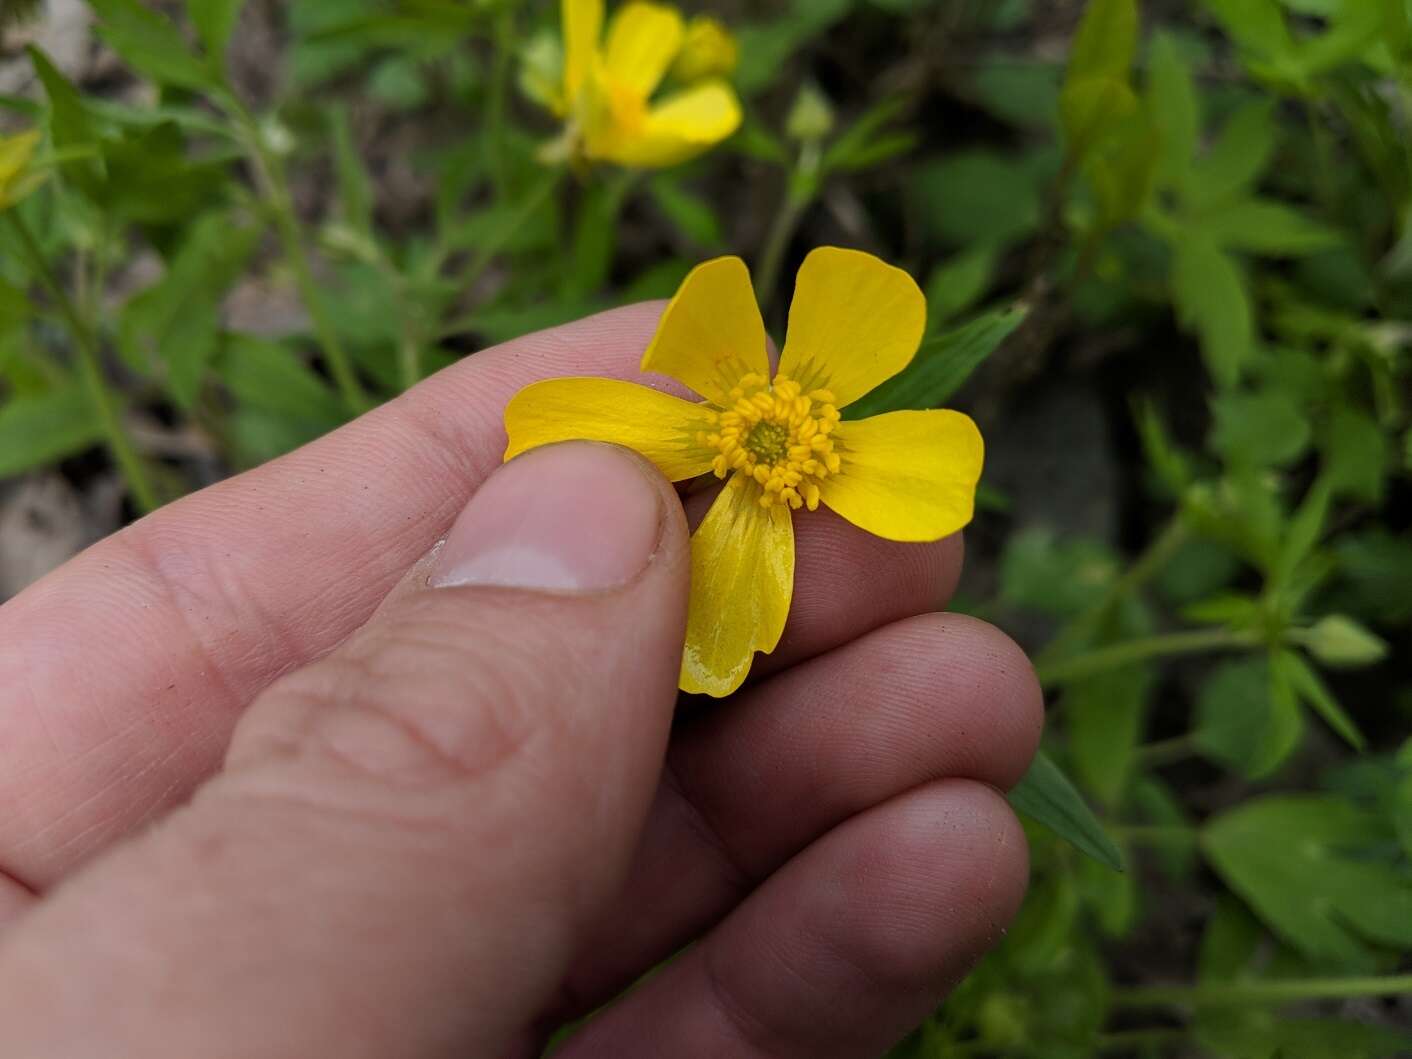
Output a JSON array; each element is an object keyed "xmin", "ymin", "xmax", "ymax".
[
  {"xmin": 6, "ymin": 212, "xmax": 159, "ymax": 514},
  {"xmin": 1134, "ymin": 734, "xmax": 1199, "ymax": 767},
  {"xmin": 239, "ymin": 117, "xmax": 370, "ymax": 415},
  {"xmin": 1038, "ymin": 515, "xmax": 1189, "ymax": 669},
  {"xmin": 486, "ymin": 4, "xmax": 514, "ymax": 202},
  {"xmin": 460, "ymin": 167, "xmax": 563, "ymax": 295},
  {"xmin": 1117, "ymin": 975, "xmax": 1412, "ymax": 1009},
  {"xmin": 1110, "ymin": 825, "xmax": 1196, "ymax": 844},
  {"xmin": 1037, "ymin": 627, "xmax": 1259, "ymax": 688},
  {"xmin": 755, "ymin": 186, "xmax": 813, "ymax": 317}
]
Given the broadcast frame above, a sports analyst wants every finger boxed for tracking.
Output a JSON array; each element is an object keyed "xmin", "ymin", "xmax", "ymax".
[
  {"xmin": 0, "ymin": 443, "xmax": 690, "ymax": 1058},
  {"xmin": 0, "ymin": 303, "xmax": 961, "ymax": 891},
  {"xmin": 554, "ymin": 613, "xmax": 1042, "ymax": 1016},
  {"xmin": 555, "ymin": 780, "xmax": 1030, "ymax": 1059}
]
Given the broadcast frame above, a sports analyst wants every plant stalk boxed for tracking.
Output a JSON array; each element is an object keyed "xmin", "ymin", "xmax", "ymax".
[
  {"xmin": 6, "ymin": 211, "xmax": 159, "ymax": 514},
  {"xmin": 1117, "ymin": 974, "xmax": 1412, "ymax": 1009},
  {"xmin": 239, "ymin": 118, "xmax": 370, "ymax": 415},
  {"xmin": 1036, "ymin": 627, "xmax": 1260, "ymax": 688}
]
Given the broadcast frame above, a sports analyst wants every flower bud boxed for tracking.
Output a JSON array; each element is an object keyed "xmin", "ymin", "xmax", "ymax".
[
  {"xmin": 787, "ymin": 83, "xmax": 836, "ymax": 143},
  {"xmin": 1302, "ymin": 615, "xmax": 1388, "ymax": 668},
  {"xmin": 672, "ymin": 16, "xmax": 739, "ymax": 83}
]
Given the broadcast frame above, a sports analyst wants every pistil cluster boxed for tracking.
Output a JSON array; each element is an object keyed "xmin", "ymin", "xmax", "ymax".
[{"xmin": 700, "ymin": 373, "xmax": 842, "ymax": 510}]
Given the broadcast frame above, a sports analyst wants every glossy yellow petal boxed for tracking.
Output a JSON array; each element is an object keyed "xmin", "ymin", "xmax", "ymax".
[
  {"xmin": 504, "ymin": 377, "xmax": 717, "ymax": 482},
  {"xmin": 778, "ymin": 247, "xmax": 927, "ymax": 407},
  {"xmin": 681, "ymin": 481, "xmax": 794, "ymax": 697},
  {"xmin": 604, "ymin": 2, "xmax": 684, "ymax": 99},
  {"xmin": 819, "ymin": 410, "xmax": 984, "ymax": 542},
  {"xmin": 603, "ymin": 79, "xmax": 742, "ymax": 168},
  {"xmin": 640, "ymin": 255, "xmax": 768, "ymax": 404},
  {"xmin": 562, "ymin": 0, "xmax": 604, "ymax": 101}
]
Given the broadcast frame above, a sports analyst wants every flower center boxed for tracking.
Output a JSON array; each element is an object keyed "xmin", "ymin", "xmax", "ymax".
[{"xmin": 699, "ymin": 373, "xmax": 842, "ymax": 511}]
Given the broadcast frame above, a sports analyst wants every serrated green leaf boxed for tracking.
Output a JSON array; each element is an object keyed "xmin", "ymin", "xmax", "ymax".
[
  {"xmin": 1009, "ymin": 751, "xmax": 1125, "ymax": 872},
  {"xmin": 0, "ymin": 385, "xmax": 104, "ymax": 476},
  {"xmin": 845, "ymin": 305, "xmax": 1026, "ymax": 417},
  {"xmin": 1202, "ymin": 794, "xmax": 1412, "ymax": 962}
]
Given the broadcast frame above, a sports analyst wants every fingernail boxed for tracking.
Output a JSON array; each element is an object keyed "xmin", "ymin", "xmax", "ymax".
[{"xmin": 430, "ymin": 443, "xmax": 664, "ymax": 592}]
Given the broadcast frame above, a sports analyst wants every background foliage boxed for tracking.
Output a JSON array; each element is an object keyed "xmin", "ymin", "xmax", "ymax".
[{"xmin": 1, "ymin": 0, "xmax": 1410, "ymax": 1055}]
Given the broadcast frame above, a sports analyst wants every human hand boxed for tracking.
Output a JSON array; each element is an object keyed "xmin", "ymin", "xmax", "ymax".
[{"xmin": 0, "ymin": 305, "xmax": 1043, "ymax": 1058}]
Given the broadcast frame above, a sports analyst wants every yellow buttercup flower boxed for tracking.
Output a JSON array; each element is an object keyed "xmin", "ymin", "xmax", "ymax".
[
  {"xmin": 504, "ymin": 248, "xmax": 986, "ymax": 697},
  {"xmin": 0, "ymin": 130, "xmax": 45, "ymax": 211},
  {"xmin": 545, "ymin": 0, "xmax": 742, "ymax": 168}
]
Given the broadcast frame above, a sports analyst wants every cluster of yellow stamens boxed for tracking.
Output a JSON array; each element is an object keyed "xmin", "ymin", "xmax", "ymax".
[{"xmin": 699, "ymin": 373, "xmax": 842, "ymax": 510}]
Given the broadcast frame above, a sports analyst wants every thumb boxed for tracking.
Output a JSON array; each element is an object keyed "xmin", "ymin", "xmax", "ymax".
[{"xmin": 0, "ymin": 442, "xmax": 690, "ymax": 1059}]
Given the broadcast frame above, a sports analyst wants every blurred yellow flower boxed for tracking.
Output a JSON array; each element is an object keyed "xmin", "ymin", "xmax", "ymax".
[
  {"xmin": 672, "ymin": 15, "xmax": 739, "ymax": 82},
  {"xmin": 0, "ymin": 130, "xmax": 45, "ymax": 211},
  {"xmin": 505, "ymin": 248, "xmax": 985, "ymax": 697},
  {"xmin": 543, "ymin": 0, "xmax": 742, "ymax": 168}
]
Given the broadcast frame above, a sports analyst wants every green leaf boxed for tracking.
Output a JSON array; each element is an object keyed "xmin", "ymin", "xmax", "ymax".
[
  {"xmin": 1001, "ymin": 530, "xmax": 1120, "ymax": 620},
  {"xmin": 1202, "ymin": 199, "xmax": 1343, "ymax": 257},
  {"xmin": 1194, "ymin": 656, "xmax": 1304, "ymax": 779},
  {"xmin": 1210, "ymin": 390, "xmax": 1311, "ymax": 469},
  {"xmin": 118, "ymin": 210, "xmax": 259, "ymax": 397},
  {"xmin": 1061, "ymin": 76, "xmax": 1139, "ymax": 162},
  {"xmin": 1324, "ymin": 405, "xmax": 1388, "ymax": 502},
  {"xmin": 216, "ymin": 335, "xmax": 348, "ymax": 430},
  {"xmin": 1148, "ymin": 31, "xmax": 1200, "ymax": 188},
  {"xmin": 186, "ymin": 0, "xmax": 246, "ymax": 68},
  {"xmin": 923, "ymin": 243, "xmax": 999, "ymax": 328},
  {"xmin": 27, "ymin": 46, "xmax": 104, "ymax": 198},
  {"xmin": 0, "ymin": 385, "xmax": 104, "ymax": 476},
  {"xmin": 1088, "ymin": 109, "xmax": 1161, "ymax": 228},
  {"xmin": 1274, "ymin": 474, "xmax": 1331, "ymax": 581},
  {"xmin": 845, "ymin": 305, "xmax": 1026, "ymax": 417},
  {"xmin": 1068, "ymin": 662, "xmax": 1153, "ymax": 807},
  {"xmin": 647, "ymin": 178, "xmax": 723, "ymax": 249},
  {"xmin": 329, "ymin": 105, "xmax": 375, "ymax": 240},
  {"xmin": 1277, "ymin": 649, "xmax": 1366, "ymax": 750},
  {"xmin": 1199, "ymin": 0, "xmax": 1296, "ymax": 66},
  {"xmin": 911, "ymin": 150, "xmax": 1046, "ymax": 246},
  {"xmin": 88, "ymin": 0, "xmax": 219, "ymax": 91},
  {"xmin": 1172, "ymin": 234, "xmax": 1254, "ymax": 387},
  {"xmin": 1189, "ymin": 100, "xmax": 1279, "ymax": 207},
  {"xmin": 1202, "ymin": 794, "xmax": 1412, "ymax": 962},
  {"xmin": 162, "ymin": 295, "xmax": 221, "ymax": 409},
  {"xmin": 1009, "ymin": 751, "xmax": 1125, "ymax": 872},
  {"xmin": 1066, "ymin": 0, "xmax": 1139, "ymax": 85}
]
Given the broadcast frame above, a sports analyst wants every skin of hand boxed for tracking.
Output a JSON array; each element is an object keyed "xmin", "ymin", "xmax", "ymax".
[{"xmin": 0, "ymin": 304, "xmax": 1043, "ymax": 1059}]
